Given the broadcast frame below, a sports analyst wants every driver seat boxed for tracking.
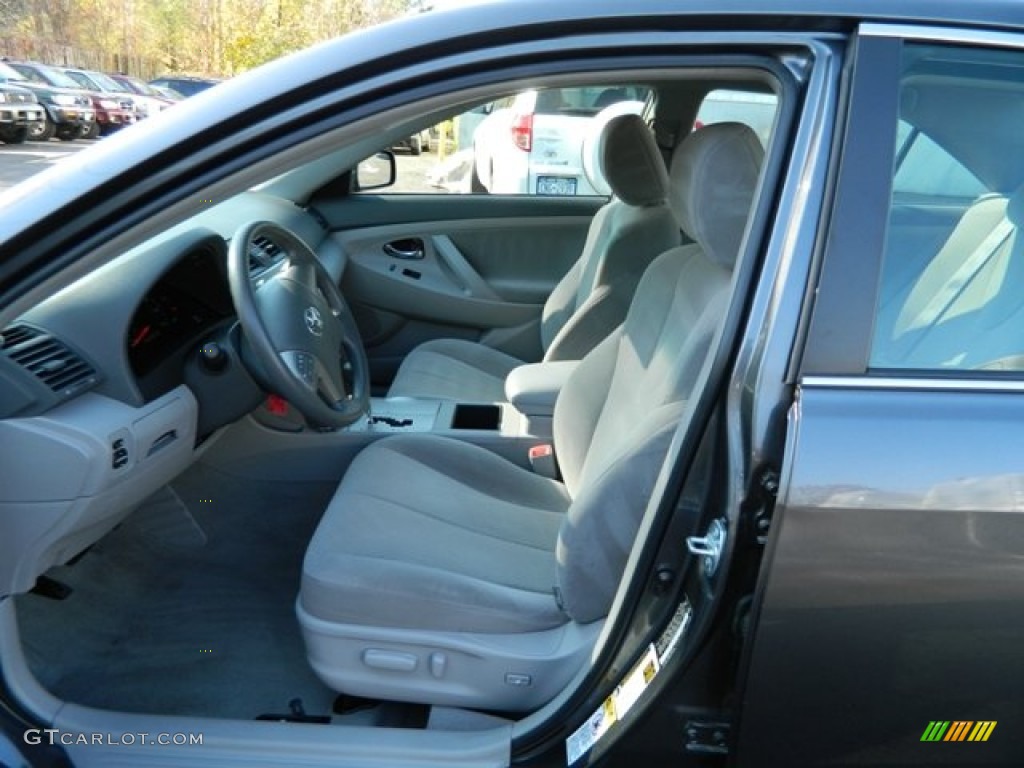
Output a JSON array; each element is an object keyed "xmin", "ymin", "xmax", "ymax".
[{"xmin": 297, "ymin": 123, "xmax": 763, "ymax": 711}]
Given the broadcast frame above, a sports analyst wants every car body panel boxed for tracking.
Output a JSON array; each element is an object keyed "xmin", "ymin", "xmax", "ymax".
[
  {"xmin": 737, "ymin": 384, "xmax": 1024, "ymax": 765},
  {"xmin": 0, "ymin": 79, "xmax": 44, "ymax": 142}
]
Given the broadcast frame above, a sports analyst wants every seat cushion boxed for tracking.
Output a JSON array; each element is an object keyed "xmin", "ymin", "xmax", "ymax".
[
  {"xmin": 301, "ymin": 434, "xmax": 571, "ymax": 634},
  {"xmin": 387, "ymin": 338, "xmax": 524, "ymax": 401}
]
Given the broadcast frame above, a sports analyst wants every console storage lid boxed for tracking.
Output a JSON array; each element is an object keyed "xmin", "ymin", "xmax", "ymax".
[{"xmin": 505, "ymin": 361, "xmax": 579, "ymax": 417}]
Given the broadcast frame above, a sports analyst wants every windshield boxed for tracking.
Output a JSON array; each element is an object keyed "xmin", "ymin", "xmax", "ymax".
[
  {"xmin": 0, "ymin": 62, "xmax": 28, "ymax": 82},
  {"xmin": 89, "ymin": 72, "xmax": 124, "ymax": 91},
  {"xmin": 24, "ymin": 63, "xmax": 81, "ymax": 89},
  {"xmin": 66, "ymin": 71, "xmax": 99, "ymax": 90}
]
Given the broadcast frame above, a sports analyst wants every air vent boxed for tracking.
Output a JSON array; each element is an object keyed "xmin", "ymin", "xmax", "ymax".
[
  {"xmin": 248, "ymin": 235, "xmax": 285, "ymax": 276},
  {"xmin": 2, "ymin": 324, "xmax": 98, "ymax": 398},
  {"xmin": 1, "ymin": 325, "xmax": 35, "ymax": 350}
]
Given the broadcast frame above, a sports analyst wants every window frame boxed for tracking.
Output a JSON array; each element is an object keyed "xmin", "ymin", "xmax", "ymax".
[
  {"xmin": 802, "ymin": 24, "xmax": 1024, "ymax": 383},
  {"xmin": 799, "ymin": 30, "xmax": 903, "ymax": 376}
]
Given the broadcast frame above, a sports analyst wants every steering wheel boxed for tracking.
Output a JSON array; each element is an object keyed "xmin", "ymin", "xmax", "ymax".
[{"xmin": 227, "ymin": 221, "xmax": 370, "ymax": 428}]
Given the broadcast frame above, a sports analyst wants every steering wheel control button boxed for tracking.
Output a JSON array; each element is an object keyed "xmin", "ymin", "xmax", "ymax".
[{"xmin": 283, "ymin": 351, "xmax": 317, "ymax": 388}]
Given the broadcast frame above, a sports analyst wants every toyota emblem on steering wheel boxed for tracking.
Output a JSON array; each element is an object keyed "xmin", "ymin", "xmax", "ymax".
[{"xmin": 304, "ymin": 306, "xmax": 324, "ymax": 337}]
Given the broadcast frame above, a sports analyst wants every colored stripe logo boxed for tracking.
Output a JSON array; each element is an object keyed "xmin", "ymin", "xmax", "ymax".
[{"xmin": 921, "ymin": 721, "xmax": 996, "ymax": 742}]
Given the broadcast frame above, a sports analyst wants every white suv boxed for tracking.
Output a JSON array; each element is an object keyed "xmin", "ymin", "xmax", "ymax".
[{"xmin": 470, "ymin": 85, "xmax": 649, "ymax": 196}]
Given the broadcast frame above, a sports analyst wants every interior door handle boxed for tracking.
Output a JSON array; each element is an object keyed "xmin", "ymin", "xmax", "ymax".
[{"xmin": 383, "ymin": 238, "xmax": 425, "ymax": 260}]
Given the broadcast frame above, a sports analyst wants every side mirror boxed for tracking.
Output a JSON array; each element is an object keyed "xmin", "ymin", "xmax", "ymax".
[{"xmin": 355, "ymin": 150, "xmax": 397, "ymax": 191}]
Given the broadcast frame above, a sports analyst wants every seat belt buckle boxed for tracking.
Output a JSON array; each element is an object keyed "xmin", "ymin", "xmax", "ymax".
[{"xmin": 528, "ymin": 444, "xmax": 559, "ymax": 479}]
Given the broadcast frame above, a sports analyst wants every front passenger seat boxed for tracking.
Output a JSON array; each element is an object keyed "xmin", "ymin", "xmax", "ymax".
[
  {"xmin": 298, "ymin": 123, "xmax": 764, "ymax": 712},
  {"xmin": 387, "ymin": 113, "xmax": 681, "ymax": 402}
]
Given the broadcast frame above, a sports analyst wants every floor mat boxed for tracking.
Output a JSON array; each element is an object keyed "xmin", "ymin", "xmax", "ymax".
[{"xmin": 15, "ymin": 461, "xmax": 341, "ymax": 720}]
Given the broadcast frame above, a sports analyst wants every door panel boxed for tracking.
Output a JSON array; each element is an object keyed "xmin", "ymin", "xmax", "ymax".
[
  {"xmin": 738, "ymin": 385, "xmax": 1024, "ymax": 766},
  {"xmin": 325, "ymin": 196, "xmax": 598, "ymax": 387}
]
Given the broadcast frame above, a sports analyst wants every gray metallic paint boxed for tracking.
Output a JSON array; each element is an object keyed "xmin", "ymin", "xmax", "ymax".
[{"xmin": 737, "ymin": 385, "xmax": 1024, "ymax": 765}]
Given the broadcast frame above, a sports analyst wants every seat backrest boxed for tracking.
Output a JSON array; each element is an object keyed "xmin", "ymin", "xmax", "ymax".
[
  {"xmin": 540, "ymin": 114, "xmax": 681, "ymax": 362},
  {"xmin": 552, "ymin": 122, "xmax": 764, "ymax": 623},
  {"xmin": 873, "ymin": 188, "xmax": 1024, "ymax": 369}
]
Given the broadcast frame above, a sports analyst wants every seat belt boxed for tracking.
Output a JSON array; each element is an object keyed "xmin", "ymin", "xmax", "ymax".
[
  {"xmin": 528, "ymin": 444, "xmax": 560, "ymax": 480},
  {"xmin": 910, "ymin": 217, "xmax": 1015, "ymax": 330}
]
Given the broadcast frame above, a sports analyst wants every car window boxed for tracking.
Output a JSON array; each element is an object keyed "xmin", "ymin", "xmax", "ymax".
[
  {"xmin": 870, "ymin": 43, "xmax": 1024, "ymax": 373},
  {"xmin": 355, "ymin": 82, "xmax": 652, "ymax": 197},
  {"xmin": 65, "ymin": 71, "xmax": 95, "ymax": 90},
  {"xmin": 696, "ymin": 88, "xmax": 777, "ymax": 146},
  {"xmin": 892, "ymin": 120, "xmax": 986, "ymax": 202}
]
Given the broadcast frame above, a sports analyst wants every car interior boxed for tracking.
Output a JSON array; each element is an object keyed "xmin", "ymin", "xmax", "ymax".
[{"xmin": 0, "ymin": 68, "xmax": 778, "ymax": 736}]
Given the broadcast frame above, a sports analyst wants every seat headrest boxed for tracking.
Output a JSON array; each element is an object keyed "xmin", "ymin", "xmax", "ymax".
[
  {"xmin": 669, "ymin": 122, "xmax": 764, "ymax": 268},
  {"xmin": 600, "ymin": 114, "xmax": 670, "ymax": 207}
]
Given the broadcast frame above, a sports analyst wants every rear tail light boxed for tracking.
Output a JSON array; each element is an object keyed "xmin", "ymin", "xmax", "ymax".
[{"xmin": 510, "ymin": 112, "xmax": 533, "ymax": 151}]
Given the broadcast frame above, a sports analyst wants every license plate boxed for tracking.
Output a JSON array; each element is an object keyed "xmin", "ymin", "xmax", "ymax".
[{"xmin": 536, "ymin": 176, "xmax": 577, "ymax": 196}]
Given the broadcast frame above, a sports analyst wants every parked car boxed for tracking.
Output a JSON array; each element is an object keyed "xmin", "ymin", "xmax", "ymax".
[
  {"xmin": 3, "ymin": 3, "xmax": 1024, "ymax": 768},
  {"xmin": 56, "ymin": 67, "xmax": 138, "ymax": 138},
  {"xmin": 470, "ymin": 85, "xmax": 649, "ymax": 194},
  {"xmin": 0, "ymin": 65, "xmax": 45, "ymax": 144},
  {"xmin": 1, "ymin": 60, "xmax": 95, "ymax": 141},
  {"xmin": 148, "ymin": 75, "xmax": 220, "ymax": 98},
  {"xmin": 107, "ymin": 73, "xmax": 177, "ymax": 117}
]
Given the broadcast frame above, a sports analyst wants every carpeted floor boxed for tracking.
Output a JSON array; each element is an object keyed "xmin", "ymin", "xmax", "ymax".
[{"xmin": 15, "ymin": 461, "xmax": 344, "ymax": 720}]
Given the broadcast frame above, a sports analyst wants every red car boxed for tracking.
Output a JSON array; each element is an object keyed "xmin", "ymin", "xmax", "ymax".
[{"xmin": 59, "ymin": 67, "xmax": 138, "ymax": 138}]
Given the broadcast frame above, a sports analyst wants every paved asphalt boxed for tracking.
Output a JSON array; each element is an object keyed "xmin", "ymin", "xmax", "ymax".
[{"xmin": 0, "ymin": 140, "xmax": 90, "ymax": 194}]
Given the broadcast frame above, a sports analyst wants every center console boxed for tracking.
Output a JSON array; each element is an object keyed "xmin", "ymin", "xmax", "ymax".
[
  {"xmin": 346, "ymin": 398, "xmax": 514, "ymax": 435},
  {"xmin": 212, "ymin": 361, "xmax": 578, "ymax": 483}
]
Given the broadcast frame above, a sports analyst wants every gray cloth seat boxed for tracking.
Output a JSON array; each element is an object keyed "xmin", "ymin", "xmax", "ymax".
[
  {"xmin": 387, "ymin": 113, "xmax": 681, "ymax": 402},
  {"xmin": 301, "ymin": 434, "xmax": 570, "ymax": 634},
  {"xmin": 872, "ymin": 188, "xmax": 1024, "ymax": 369},
  {"xmin": 298, "ymin": 122, "xmax": 764, "ymax": 711}
]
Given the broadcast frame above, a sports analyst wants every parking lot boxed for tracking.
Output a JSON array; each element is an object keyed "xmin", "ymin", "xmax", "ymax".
[
  {"xmin": 0, "ymin": 140, "xmax": 92, "ymax": 193},
  {"xmin": 0, "ymin": 141, "xmax": 446, "ymax": 195}
]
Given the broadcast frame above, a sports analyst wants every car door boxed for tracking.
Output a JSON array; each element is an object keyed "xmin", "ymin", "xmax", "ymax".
[
  {"xmin": 314, "ymin": 187, "xmax": 599, "ymax": 387},
  {"xmin": 737, "ymin": 28, "xmax": 1024, "ymax": 766},
  {"xmin": 308, "ymin": 82, "xmax": 658, "ymax": 390}
]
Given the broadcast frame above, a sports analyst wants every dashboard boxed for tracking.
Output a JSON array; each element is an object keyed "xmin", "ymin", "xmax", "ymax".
[
  {"xmin": 0, "ymin": 192, "xmax": 346, "ymax": 601},
  {"xmin": 0, "ymin": 192, "xmax": 334, "ymax": 420},
  {"xmin": 127, "ymin": 245, "xmax": 234, "ymax": 401}
]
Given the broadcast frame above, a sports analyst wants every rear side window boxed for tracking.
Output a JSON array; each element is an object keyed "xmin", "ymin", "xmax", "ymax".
[
  {"xmin": 696, "ymin": 89, "xmax": 777, "ymax": 146},
  {"xmin": 893, "ymin": 120, "xmax": 986, "ymax": 202},
  {"xmin": 870, "ymin": 43, "xmax": 1024, "ymax": 373}
]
